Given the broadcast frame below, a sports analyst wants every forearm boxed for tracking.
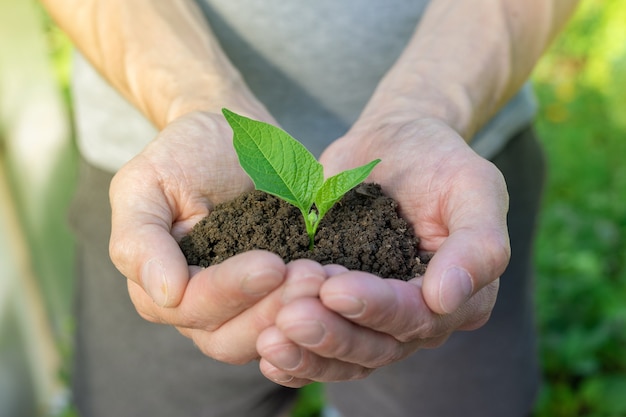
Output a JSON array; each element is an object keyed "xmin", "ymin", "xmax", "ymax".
[
  {"xmin": 41, "ymin": 0, "xmax": 264, "ymax": 129},
  {"xmin": 361, "ymin": 0, "xmax": 578, "ymax": 140}
]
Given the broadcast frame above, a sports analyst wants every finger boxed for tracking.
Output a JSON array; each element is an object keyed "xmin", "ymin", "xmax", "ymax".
[
  {"xmin": 128, "ymin": 250, "xmax": 286, "ymax": 329},
  {"xmin": 321, "ymin": 271, "xmax": 498, "ymax": 341},
  {"xmin": 257, "ymin": 326, "xmax": 373, "ymax": 385},
  {"xmin": 280, "ymin": 259, "xmax": 327, "ymax": 304},
  {"xmin": 189, "ymin": 284, "xmax": 284, "ymax": 364},
  {"xmin": 320, "ymin": 272, "xmax": 453, "ymax": 342},
  {"xmin": 274, "ymin": 297, "xmax": 410, "ymax": 368},
  {"xmin": 421, "ymin": 225, "xmax": 509, "ymax": 315},
  {"xmin": 259, "ymin": 359, "xmax": 313, "ymax": 388},
  {"xmin": 455, "ymin": 278, "xmax": 500, "ymax": 331},
  {"xmin": 323, "ymin": 264, "xmax": 349, "ymax": 276}
]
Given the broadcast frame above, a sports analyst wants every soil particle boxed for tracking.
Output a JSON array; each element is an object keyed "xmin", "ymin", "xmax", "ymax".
[{"xmin": 180, "ymin": 183, "xmax": 428, "ymax": 280}]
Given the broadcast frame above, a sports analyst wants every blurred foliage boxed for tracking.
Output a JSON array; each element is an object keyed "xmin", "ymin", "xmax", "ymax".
[
  {"xmin": 292, "ymin": 383, "xmax": 325, "ymax": 417},
  {"xmin": 38, "ymin": 4, "xmax": 74, "ymax": 104},
  {"xmin": 532, "ymin": 0, "xmax": 626, "ymax": 416}
]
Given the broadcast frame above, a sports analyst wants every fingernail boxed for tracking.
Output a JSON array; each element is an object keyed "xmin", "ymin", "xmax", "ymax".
[
  {"xmin": 285, "ymin": 320, "xmax": 326, "ymax": 346},
  {"xmin": 272, "ymin": 374, "xmax": 295, "ymax": 384},
  {"xmin": 142, "ymin": 259, "xmax": 168, "ymax": 307},
  {"xmin": 268, "ymin": 344, "xmax": 303, "ymax": 371},
  {"xmin": 242, "ymin": 269, "xmax": 283, "ymax": 295},
  {"xmin": 440, "ymin": 266, "xmax": 474, "ymax": 314},
  {"xmin": 323, "ymin": 295, "xmax": 366, "ymax": 318}
]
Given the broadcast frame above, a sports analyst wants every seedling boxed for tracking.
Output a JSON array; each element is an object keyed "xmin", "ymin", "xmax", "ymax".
[{"xmin": 222, "ymin": 108, "xmax": 381, "ymax": 250}]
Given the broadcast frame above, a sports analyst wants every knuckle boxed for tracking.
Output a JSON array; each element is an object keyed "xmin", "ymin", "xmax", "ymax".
[
  {"xmin": 176, "ymin": 306, "xmax": 221, "ymax": 332},
  {"xmin": 320, "ymin": 330, "xmax": 350, "ymax": 358},
  {"xmin": 108, "ymin": 235, "xmax": 135, "ymax": 275},
  {"xmin": 481, "ymin": 158, "xmax": 507, "ymax": 189},
  {"xmin": 396, "ymin": 318, "xmax": 437, "ymax": 343},
  {"xmin": 482, "ymin": 229, "xmax": 511, "ymax": 274},
  {"xmin": 184, "ymin": 314, "xmax": 216, "ymax": 332},
  {"xmin": 108, "ymin": 235, "xmax": 123, "ymax": 265},
  {"xmin": 291, "ymin": 355, "xmax": 323, "ymax": 380}
]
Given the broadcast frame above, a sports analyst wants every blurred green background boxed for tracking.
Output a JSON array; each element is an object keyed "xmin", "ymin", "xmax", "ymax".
[
  {"xmin": 0, "ymin": 0, "xmax": 624, "ymax": 416},
  {"xmin": 531, "ymin": 1, "xmax": 626, "ymax": 415}
]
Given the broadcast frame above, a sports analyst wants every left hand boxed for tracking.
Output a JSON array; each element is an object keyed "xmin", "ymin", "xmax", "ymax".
[{"xmin": 256, "ymin": 115, "xmax": 509, "ymax": 387}]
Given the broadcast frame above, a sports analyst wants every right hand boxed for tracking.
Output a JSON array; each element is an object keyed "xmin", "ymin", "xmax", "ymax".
[
  {"xmin": 256, "ymin": 115, "xmax": 509, "ymax": 385},
  {"xmin": 109, "ymin": 110, "xmax": 290, "ymax": 363}
]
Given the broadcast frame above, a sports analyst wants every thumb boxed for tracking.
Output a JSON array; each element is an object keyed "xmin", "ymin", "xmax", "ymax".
[
  {"xmin": 420, "ymin": 226, "xmax": 510, "ymax": 315},
  {"xmin": 420, "ymin": 154, "xmax": 511, "ymax": 315},
  {"xmin": 109, "ymin": 165, "xmax": 191, "ymax": 308}
]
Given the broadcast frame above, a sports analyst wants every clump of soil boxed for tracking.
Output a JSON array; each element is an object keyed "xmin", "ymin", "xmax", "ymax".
[{"xmin": 180, "ymin": 183, "xmax": 428, "ymax": 280}]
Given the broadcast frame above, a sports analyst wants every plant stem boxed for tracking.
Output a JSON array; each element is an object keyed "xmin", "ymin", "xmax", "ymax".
[{"xmin": 303, "ymin": 208, "xmax": 319, "ymax": 251}]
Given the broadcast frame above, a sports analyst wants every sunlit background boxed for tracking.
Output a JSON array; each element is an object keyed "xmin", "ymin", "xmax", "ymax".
[{"xmin": 0, "ymin": 1, "xmax": 624, "ymax": 416}]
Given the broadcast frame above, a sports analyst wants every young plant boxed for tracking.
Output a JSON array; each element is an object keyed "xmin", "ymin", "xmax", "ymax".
[{"xmin": 222, "ymin": 108, "xmax": 381, "ymax": 250}]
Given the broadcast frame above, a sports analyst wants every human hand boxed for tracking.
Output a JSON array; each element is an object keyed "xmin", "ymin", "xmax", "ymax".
[
  {"xmin": 109, "ymin": 110, "xmax": 289, "ymax": 363},
  {"xmin": 256, "ymin": 115, "xmax": 509, "ymax": 386}
]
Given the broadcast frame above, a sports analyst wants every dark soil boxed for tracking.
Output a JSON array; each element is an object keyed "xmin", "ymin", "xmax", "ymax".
[{"xmin": 180, "ymin": 183, "xmax": 428, "ymax": 280}]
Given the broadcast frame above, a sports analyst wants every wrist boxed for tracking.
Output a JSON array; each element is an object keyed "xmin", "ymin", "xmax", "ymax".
[
  {"xmin": 357, "ymin": 69, "xmax": 478, "ymax": 141},
  {"xmin": 163, "ymin": 74, "xmax": 272, "ymax": 128}
]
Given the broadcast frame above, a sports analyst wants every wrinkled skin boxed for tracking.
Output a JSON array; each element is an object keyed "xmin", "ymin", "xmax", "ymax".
[{"xmin": 109, "ymin": 111, "xmax": 509, "ymax": 387}]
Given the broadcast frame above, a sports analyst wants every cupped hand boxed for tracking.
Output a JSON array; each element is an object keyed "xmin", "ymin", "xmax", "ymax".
[
  {"xmin": 257, "ymin": 115, "xmax": 509, "ymax": 386},
  {"xmin": 321, "ymin": 115, "xmax": 510, "ymax": 314},
  {"xmin": 109, "ymin": 110, "xmax": 289, "ymax": 363}
]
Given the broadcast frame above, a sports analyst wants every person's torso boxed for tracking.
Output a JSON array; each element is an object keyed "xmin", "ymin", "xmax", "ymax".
[
  {"xmin": 195, "ymin": 0, "xmax": 430, "ymax": 156},
  {"xmin": 73, "ymin": 0, "xmax": 535, "ymax": 172}
]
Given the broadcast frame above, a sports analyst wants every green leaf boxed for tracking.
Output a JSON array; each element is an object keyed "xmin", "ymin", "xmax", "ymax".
[
  {"xmin": 315, "ymin": 159, "xmax": 381, "ymax": 219},
  {"xmin": 222, "ymin": 108, "xmax": 324, "ymax": 212},
  {"xmin": 223, "ymin": 108, "xmax": 381, "ymax": 250}
]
